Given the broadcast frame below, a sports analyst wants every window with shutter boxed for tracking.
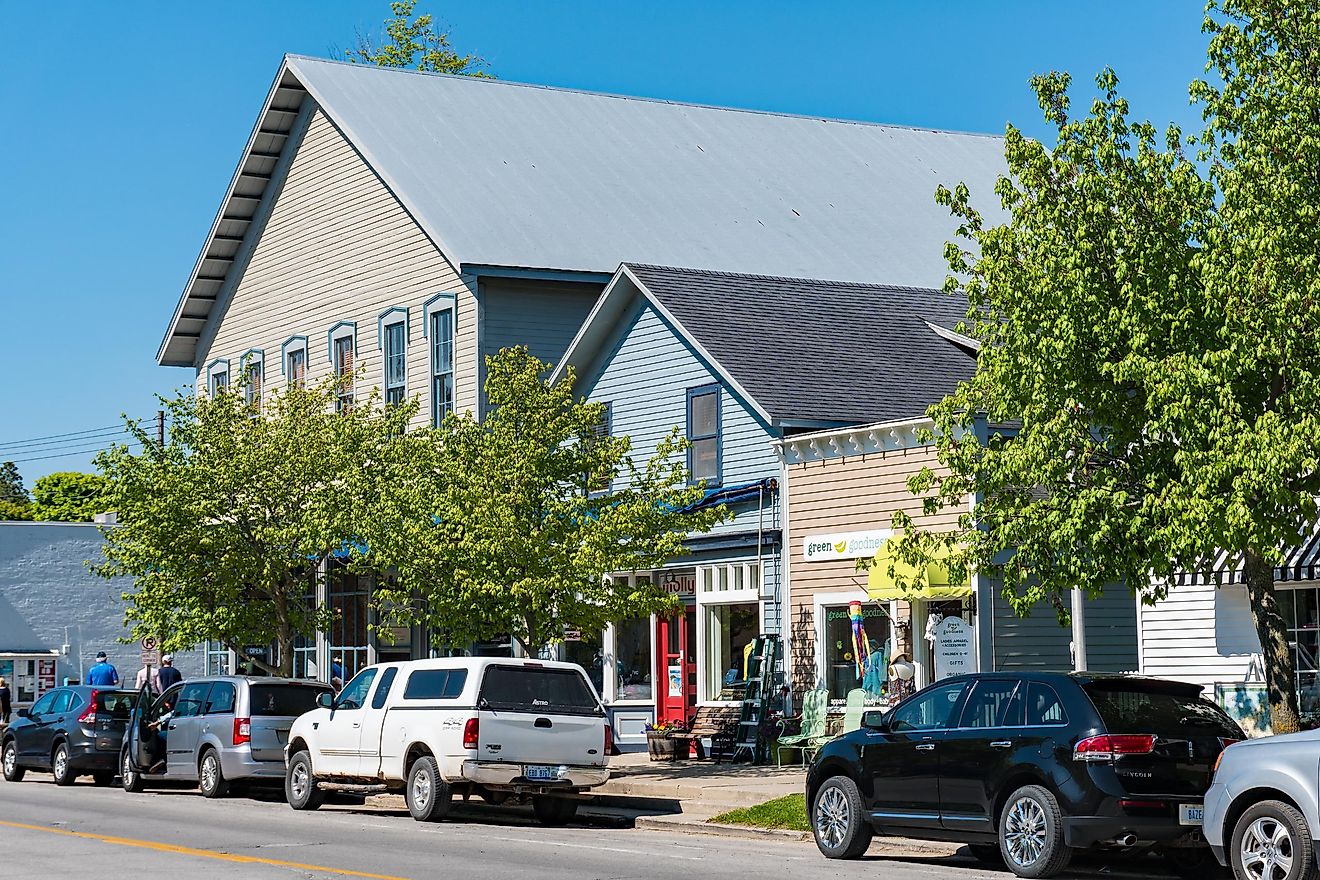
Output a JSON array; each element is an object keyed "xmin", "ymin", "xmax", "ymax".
[{"xmin": 334, "ymin": 334, "xmax": 355, "ymax": 413}]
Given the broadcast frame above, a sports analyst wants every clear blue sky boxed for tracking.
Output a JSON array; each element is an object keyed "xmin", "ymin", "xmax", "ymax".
[{"xmin": 0, "ymin": 1, "xmax": 1208, "ymax": 483}]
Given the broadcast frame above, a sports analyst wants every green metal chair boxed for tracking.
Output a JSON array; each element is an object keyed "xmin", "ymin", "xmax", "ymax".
[
  {"xmin": 776, "ymin": 687, "xmax": 829, "ymax": 766},
  {"xmin": 837, "ymin": 688, "xmax": 867, "ymax": 736}
]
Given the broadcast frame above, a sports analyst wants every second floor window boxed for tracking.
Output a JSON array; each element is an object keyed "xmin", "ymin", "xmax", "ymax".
[
  {"xmin": 384, "ymin": 321, "xmax": 406, "ymax": 407},
  {"xmin": 586, "ymin": 402, "xmax": 612, "ymax": 495},
  {"xmin": 207, "ymin": 361, "xmax": 229, "ymax": 398},
  {"xmin": 334, "ymin": 334, "xmax": 355, "ymax": 413},
  {"xmin": 244, "ymin": 355, "xmax": 263, "ymax": 411},
  {"xmin": 687, "ymin": 385, "xmax": 721, "ymax": 486},
  {"xmin": 430, "ymin": 309, "xmax": 454, "ymax": 425},
  {"xmin": 286, "ymin": 347, "xmax": 306, "ymax": 389}
]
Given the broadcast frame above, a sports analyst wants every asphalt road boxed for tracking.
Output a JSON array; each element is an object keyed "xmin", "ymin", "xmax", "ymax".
[{"xmin": 0, "ymin": 774, "xmax": 1193, "ymax": 880}]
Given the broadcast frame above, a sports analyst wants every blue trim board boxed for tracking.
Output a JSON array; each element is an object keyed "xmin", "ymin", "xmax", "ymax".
[
  {"xmin": 421, "ymin": 292, "xmax": 458, "ymax": 337},
  {"xmin": 280, "ymin": 335, "xmax": 308, "ymax": 377},
  {"xmin": 326, "ymin": 321, "xmax": 357, "ymax": 362},
  {"xmin": 377, "ymin": 306, "xmax": 409, "ymax": 349}
]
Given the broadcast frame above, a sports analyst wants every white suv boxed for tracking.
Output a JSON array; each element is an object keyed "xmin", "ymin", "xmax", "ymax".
[{"xmin": 284, "ymin": 657, "xmax": 611, "ymax": 824}]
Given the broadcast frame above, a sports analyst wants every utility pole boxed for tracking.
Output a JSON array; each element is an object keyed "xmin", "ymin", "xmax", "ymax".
[{"xmin": 156, "ymin": 410, "xmax": 165, "ymax": 448}]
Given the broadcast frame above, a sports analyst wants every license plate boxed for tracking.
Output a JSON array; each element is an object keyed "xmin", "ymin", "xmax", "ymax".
[
  {"xmin": 524, "ymin": 765, "xmax": 559, "ymax": 781},
  {"xmin": 1179, "ymin": 804, "xmax": 1204, "ymax": 826}
]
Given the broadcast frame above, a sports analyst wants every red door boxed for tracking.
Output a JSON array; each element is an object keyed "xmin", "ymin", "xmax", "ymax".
[{"xmin": 656, "ymin": 609, "xmax": 696, "ymax": 725}]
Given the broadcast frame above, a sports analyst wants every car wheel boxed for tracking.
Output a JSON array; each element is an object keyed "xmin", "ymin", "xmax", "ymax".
[
  {"xmin": 198, "ymin": 749, "xmax": 230, "ymax": 799},
  {"xmin": 811, "ymin": 775, "xmax": 873, "ymax": 859},
  {"xmin": 2, "ymin": 740, "xmax": 24, "ymax": 782},
  {"xmin": 532, "ymin": 795, "xmax": 579, "ymax": 826},
  {"xmin": 998, "ymin": 784, "xmax": 1072, "ymax": 879},
  {"xmin": 970, "ymin": 843, "xmax": 1005, "ymax": 866},
  {"xmin": 285, "ymin": 749, "xmax": 323, "ymax": 811},
  {"xmin": 121, "ymin": 749, "xmax": 145, "ymax": 793},
  {"xmin": 405, "ymin": 756, "xmax": 452, "ymax": 822},
  {"xmin": 1230, "ymin": 800, "xmax": 1318, "ymax": 880},
  {"xmin": 91, "ymin": 771, "xmax": 114, "ymax": 787},
  {"xmin": 51, "ymin": 743, "xmax": 75, "ymax": 786}
]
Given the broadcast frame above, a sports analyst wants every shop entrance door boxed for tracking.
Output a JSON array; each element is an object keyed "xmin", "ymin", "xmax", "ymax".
[{"xmin": 656, "ymin": 608, "xmax": 696, "ymax": 726}]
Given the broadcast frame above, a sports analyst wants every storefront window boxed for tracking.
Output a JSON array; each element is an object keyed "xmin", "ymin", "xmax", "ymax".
[
  {"xmin": 329, "ymin": 564, "xmax": 370, "ymax": 678},
  {"xmin": 614, "ymin": 618, "xmax": 652, "ymax": 702},
  {"xmin": 823, "ymin": 603, "xmax": 891, "ymax": 701},
  {"xmin": 205, "ymin": 642, "xmax": 232, "ymax": 676},
  {"xmin": 1279, "ymin": 587, "xmax": 1320, "ymax": 724},
  {"xmin": 564, "ymin": 632, "xmax": 605, "ymax": 696},
  {"xmin": 706, "ymin": 602, "xmax": 759, "ymax": 699}
]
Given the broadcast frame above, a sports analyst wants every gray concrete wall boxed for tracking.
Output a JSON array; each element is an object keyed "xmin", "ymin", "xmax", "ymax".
[{"xmin": 0, "ymin": 522, "xmax": 203, "ymax": 695}]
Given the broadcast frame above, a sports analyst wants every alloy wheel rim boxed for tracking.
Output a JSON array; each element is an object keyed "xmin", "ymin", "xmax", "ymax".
[
  {"xmin": 290, "ymin": 761, "xmax": 309, "ymax": 800},
  {"xmin": 3, "ymin": 744, "xmax": 14, "ymax": 776},
  {"xmin": 1241, "ymin": 816, "xmax": 1295, "ymax": 880},
  {"xmin": 201, "ymin": 755, "xmax": 218, "ymax": 791},
  {"xmin": 1004, "ymin": 796, "xmax": 1048, "ymax": 867},
  {"xmin": 54, "ymin": 748, "xmax": 67, "ymax": 779},
  {"xmin": 413, "ymin": 767, "xmax": 432, "ymax": 811},
  {"xmin": 815, "ymin": 786, "xmax": 850, "ymax": 849},
  {"xmin": 123, "ymin": 751, "xmax": 134, "ymax": 781}
]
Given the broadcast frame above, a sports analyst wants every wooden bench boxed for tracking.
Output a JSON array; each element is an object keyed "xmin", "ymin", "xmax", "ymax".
[{"xmin": 669, "ymin": 704, "xmax": 741, "ymax": 762}]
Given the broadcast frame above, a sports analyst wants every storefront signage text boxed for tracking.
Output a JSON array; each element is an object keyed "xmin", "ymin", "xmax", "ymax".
[
  {"xmin": 933, "ymin": 616, "xmax": 976, "ymax": 679},
  {"xmin": 660, "ymin": 572, "xmax": 696, "ymax": 596},
  {"xmin": 803, "ymin": 530, "xmax": 893, "ymax": 562}
]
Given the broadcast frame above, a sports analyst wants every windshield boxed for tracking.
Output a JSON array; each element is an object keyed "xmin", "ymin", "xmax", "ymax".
[
  {"xmin": 1083, "ymin": 682, "xmax": 1242, "ymax": 737},
  {"xmin": 250, "ymin": 684, "xmax": 331, "ymax": 717},
  {"xmin": 479, "ymin": 666, "xmax": 603, "ymax": 717}
]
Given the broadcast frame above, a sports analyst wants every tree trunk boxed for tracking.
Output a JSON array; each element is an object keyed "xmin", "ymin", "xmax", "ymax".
[
  {"xmin": 275, "ymin": 591, "xmax": 294, "ymax": 677},
  {"xmin": 1243, "ymin": 550, "xmax": 1301, "ymax": 734}
]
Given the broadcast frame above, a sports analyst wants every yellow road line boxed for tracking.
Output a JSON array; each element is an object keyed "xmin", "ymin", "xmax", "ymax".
[{"xmin": 0, "ymin": 819, "xmax": 410, "ymax": 880}]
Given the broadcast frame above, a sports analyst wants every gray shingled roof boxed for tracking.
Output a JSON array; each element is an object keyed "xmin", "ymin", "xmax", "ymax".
[
  {"xmin": 624, "ymin": 264, "xmax": 976, "ymax": 426},
  {"xmin": 160, "ymin": 55, "xmax": 1008, "ymax": 366}
]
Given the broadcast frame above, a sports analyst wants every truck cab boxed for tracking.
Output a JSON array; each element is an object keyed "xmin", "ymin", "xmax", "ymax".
[{"xmin": 285, "ymin": 657, "xmax": 611, "ymax": 825}]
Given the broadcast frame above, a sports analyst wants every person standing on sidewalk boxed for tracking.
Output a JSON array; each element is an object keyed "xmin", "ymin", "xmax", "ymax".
[
  {"xmin": 156, "ymin": 655, "xmax": 182, "ymax": 690},
  {"xmin": 134, "ymin": 664, "xmax": 160, "ymax": 693},
  {"xmin": 86, "ymin": 652, "xmax": 119, "ymax": 686},
  {"xmin": 0, "ymin": 677, "xmax": 11, "ymax": 724}
]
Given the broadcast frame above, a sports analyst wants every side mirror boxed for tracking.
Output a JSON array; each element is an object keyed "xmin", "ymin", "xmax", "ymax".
[
  {"xmin": 16, "ymin": 708, "xmax": 29, "ymax": 719},
  {"xmin": 861, "ymin": 710, "xmax": 888, "ymax": 732},
  {"xmin": 316, "ymin": 692, "xmax": 333, "ymax": 709}
]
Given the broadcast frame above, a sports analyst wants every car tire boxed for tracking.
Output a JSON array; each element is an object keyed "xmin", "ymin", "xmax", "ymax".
[
  {"xmin": 198, "ymin": 748, "xmax": 230, "ymax": 799},
  {"xmin": 2, "ymin": 740, "xmax": 24, "ymax": 782},
  {"xmin": 1230, "ymin": 799, "xmax": 1318, "ymax": 880},
  {"xmin": 285, "ymin": 750, "xmax": 323, "ymax": 811},
  {"xmin": 121, "ymin": 748, "xmax": 145, "ymax": 793},
  {"xmin": 811, "ymin": 775, "xmax": 873, "ymax": 860},
  {"xmin": 532, "ymin": 795, "xmax": 579, "ymax": 826},
  {"xmin": 51, "ymin": 743, "xmax": 76, "ymax": 786},
  {"xmin": 405, "ymin": 756, "xmax": 452, "ymax": 823},
  {"xmin": 998, "ymin": 784, "xmax": 1072, "ymax": 879},
  {"xmin": 969, "ymin": 843, "xmax": 1006, "ymax": 866},
  {"xmin": 92, "ymin": 771, "xmax": 114, "ymax": 787}
]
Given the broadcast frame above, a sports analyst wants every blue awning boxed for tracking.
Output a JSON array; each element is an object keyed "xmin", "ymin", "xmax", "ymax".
[{"xmin": 680, "ymin": 477, "xmax": 778, "ymax": 513}]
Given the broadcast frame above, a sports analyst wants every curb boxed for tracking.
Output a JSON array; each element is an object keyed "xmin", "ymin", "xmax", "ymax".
[{"xmin": 634, "ymin": 815, "xmax": 811, "ymax": 842}]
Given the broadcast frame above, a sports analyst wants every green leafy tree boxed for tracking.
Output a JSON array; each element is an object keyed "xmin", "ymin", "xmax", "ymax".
[
  {"xmin": 366, "ymin": 347, "xmax": 726, "ymax": 654},
  {"xmin": 94, "ymin": 378, "xmax": 414, "ymax": 675},
  {"xmin": 894, "ymin": 0, "xmax": 1320, "ymax": 733},
  {"xmin": 0, "ymin": 461, "xmax": 28, "ymax": 505},
  {"xmin": 0, "ymin": 500, "xmax": 34, "ymax": 521},
  {"xmin": 346, "ymin": 1, "xmax": 489, "ymax": 76},
  {"xmin": 31, "ymin": 472, "xmax": 110, "ymax": 522}
]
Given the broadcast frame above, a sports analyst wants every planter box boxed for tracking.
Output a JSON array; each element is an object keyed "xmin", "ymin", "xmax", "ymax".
[{"xmin": 646, "ymin": 734, "xmax": 689, "ymax": 761}]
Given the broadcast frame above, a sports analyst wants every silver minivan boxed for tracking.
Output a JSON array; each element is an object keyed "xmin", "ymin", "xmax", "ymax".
[{"xmin": 121, "ymin": 676, "xmax": 331, "ymax": 797}]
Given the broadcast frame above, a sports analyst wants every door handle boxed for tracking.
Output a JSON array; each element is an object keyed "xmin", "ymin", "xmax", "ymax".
[
  {"xmin": 990, "ymin": 740, "xmax": 1012, "ymax": 749},
  {"xmin": 167, "ymin": 724, "xmax": 176, "ymax": 730},
  {"xmin": 352, "ymin": 723, "xmax": 361, "ymax": 729},
  {"xmin": 915, "ymin": 743, "xmax": 936, "ymax": 751}
]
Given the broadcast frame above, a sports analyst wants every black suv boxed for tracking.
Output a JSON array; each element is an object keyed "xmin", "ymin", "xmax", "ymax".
[
  {"xmin": 2, "ymin": 686, "xmax": 135, "ymax": 786},
  {"xmin": 806, "ymin": 672, "xmax": 1244, "ymax": 879}
]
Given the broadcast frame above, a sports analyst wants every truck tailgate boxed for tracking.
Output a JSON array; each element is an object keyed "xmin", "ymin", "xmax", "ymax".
[{"xmin": 477, "ymin": 664, "xmax": 607, "ymax": 768}]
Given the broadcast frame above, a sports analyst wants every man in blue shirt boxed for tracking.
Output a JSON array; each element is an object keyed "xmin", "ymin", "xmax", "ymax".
[{"xmin": 86, "ymin": 652, "xmax": 119, "ymax": 686}]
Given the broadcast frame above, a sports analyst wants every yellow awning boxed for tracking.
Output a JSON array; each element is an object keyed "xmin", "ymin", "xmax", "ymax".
[{"xmin": 866, "ymin": 538, "xmax": 972, "ymax": 601}]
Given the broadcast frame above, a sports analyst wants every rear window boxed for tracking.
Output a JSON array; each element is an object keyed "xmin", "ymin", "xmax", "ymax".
[
  {"xmin": 403, "ymin": 669, "xmax": 467, "ymax": 700},
  {"xmin": 1084, "ymin": 682, "xmax": 1240, "ymax": 735},
  {"xmin": 249, "ymin": 684, "xmax": 330, "ymax": 717},
  {"xmin": 95, "ymin": 692, "xmax": 135, "ymax": 719},
  {"xmin": 479, "ymin": 665, "xmax": 603, "ymax": 716}
]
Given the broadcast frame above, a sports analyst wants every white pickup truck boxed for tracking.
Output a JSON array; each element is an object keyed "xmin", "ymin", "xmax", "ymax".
[{"xmin": 284, "ymin": 657, "xmax": 611, "ymax": 824}]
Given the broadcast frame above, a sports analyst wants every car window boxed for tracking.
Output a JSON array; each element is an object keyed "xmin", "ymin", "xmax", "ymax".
[
  {"xmin": 1023, "ymin": 682, "xmax": 1068, "ymax": 726},
  {"xmin": 29, "ymin": 692, "xmax": 57, "ymax": 716},
  {"xmin": 204, "ymin": 682, "xmax": 237, "ymax": 715},
  {"xmin": 95, "ymin": 692, "xmax": 135, "ymax": 719},
  {"xmin": 1083, "ymin": 682, "xmax": 1242, "ymax": 737},
  {"xmin": 959, "ymin": 680, "xmax": 1021, "ymax": 728},
  {"xmin": 50, "ymin": 691, "xmax": 74, "ymax": 714},
  {"xmin": 173, "ymin": 682, "xmax": 212, "ymax": 719},
  {"xmin": 152, "ymin": 684, "xmax": 183, "ymax": 718},
  {"xmin": 371, "ymin": 667, "xmax": 399, "ymax": 709},
  {"xmin": 479, "ymin": 666, "xmax": 602, "ymax": 716},
  {"xmin": 335, "ymin": 670, "xmax": 378, "ymax": 711},
  {"xmin": 250, "ymin": 684, "xmax": 330, "ymax": 716},
  {"xmin": 890, "ymin": 681, "xmax": 969, "ymax": 732},
  {"xmin": 403, "ymin": 669, "xmax": 467, "ymax": 700}
]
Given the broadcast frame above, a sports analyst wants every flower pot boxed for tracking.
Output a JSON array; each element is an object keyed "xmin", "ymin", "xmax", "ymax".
[{"xmin": 646, "ymin": 733, "xmax": 686, "ymax": 761}]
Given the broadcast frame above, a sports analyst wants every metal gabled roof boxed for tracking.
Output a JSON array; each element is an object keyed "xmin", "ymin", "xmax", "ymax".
[{"xmin": 160, "ymin": 54, "xmax": 1009, "ymax": 367}]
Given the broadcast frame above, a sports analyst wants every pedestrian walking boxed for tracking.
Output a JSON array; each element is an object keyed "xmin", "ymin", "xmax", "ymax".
[
  {"xmin": 156, "ymin": 655, "xmax": 182, "ymax": 690},
  {"xmin": 86, "ymin": 652, "xmax": 120, "ymax": 686},
  {"xmin": 134, "ymin": 664, "xmax": 160, "ymax": 693},
  {"xmin": 0, "ymin": 677, "xmax": 11, "ymax": 724},
  {"xmin": 330, "ymin": 655, "xmax": 345, "ymax": 693}
]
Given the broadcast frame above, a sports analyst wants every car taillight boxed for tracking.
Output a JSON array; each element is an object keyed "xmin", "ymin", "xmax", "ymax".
[
  {"xmin": 233, "ymin": 717, "xmax": 251, "ymax": 746},
  {"xmin": 463, "ymin": 717, "xmax": 479, "ymax": 750},
  {"xmin": 1073, "ymin": 734, "xmax": 1156, "ymax": 762},
  {"xmin": 1213, "ymin": 739, "xmax": 1241, "ymax": 773},
  {"xmin": 604, "ymin": 723, "xmax": 613, "ymax": 756},
  {"xmin": 78, "ymin": 691, "xmax": 98, "ymax": 726}
]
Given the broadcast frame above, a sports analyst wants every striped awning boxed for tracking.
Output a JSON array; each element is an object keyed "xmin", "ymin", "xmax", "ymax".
[{"xmin": 1173, "ymin": 522, "xmax": 1320, "ymax": 586}]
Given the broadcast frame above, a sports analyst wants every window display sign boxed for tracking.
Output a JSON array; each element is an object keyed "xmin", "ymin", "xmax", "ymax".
[
  {"xmin": 660, "ymin": 571, "xmax": 696, "ymax": 596},
  {"xmin": 803, "ymin": 530, "xmax": 892, "ymax": 561},
  {"xmin": 933, "ymin": 616, "xmax": 976, "ymax": 679},
  {"xmin": 38, "ymin": 658, "xmax": 56, "ymax": 693},
  {"xmin": 667, "ymin": 664, "xmax": 683, "ymax": 697}
]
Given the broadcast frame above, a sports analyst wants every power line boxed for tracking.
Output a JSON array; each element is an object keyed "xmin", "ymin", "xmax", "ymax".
[
  {"xmin": 0, "ymin": 423, "xmax": 130, "ymax": 449},
  {"xmin": 0, "ymin": 427, "xmax": 131, "ymax": 453},
  {"xmin": 6, "ymin": 440, "xmax": 144, "ymax": 466}
]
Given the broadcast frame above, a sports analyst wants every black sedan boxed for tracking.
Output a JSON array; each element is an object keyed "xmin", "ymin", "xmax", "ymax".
[
  {"xmin": 2, "ymin": 686, "xmax": 135, "ymax": 786},
  {"xmin": 806, "ymin": 671, "xmax": 1244, "ymax": 879}
]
